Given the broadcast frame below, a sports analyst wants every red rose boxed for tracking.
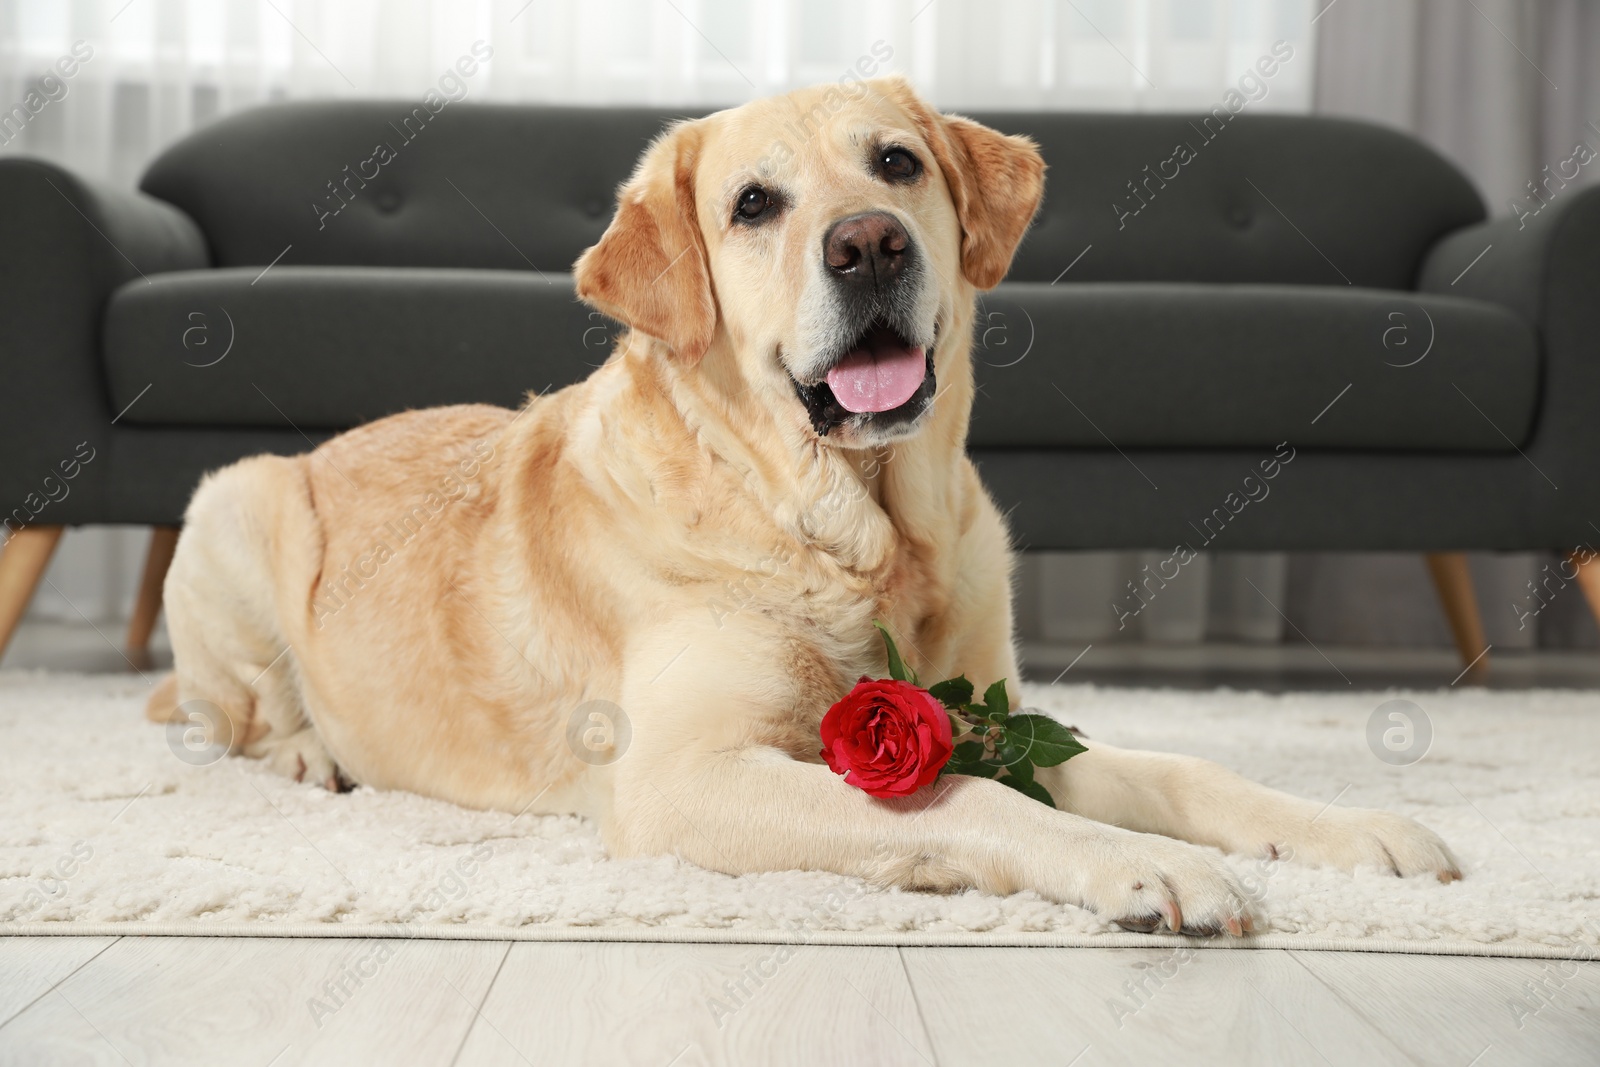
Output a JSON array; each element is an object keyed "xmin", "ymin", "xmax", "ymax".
[{"xmin": 819, "ymin": 677, "xmax": 953, "ymax": 798}]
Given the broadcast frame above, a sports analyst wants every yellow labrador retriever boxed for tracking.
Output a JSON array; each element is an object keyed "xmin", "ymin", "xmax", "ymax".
[{"xmin": 150, "ymin": 77, "xmax": 1458, "ymax": 935}]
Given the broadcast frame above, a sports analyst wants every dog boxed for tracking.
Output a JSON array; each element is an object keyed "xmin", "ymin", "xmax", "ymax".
[{"xmin": 148, "ymin": 76, "xmax": 1459, "ymax": 936}]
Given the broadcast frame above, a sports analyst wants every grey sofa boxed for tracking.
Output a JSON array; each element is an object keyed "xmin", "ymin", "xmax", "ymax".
[{"xmin": 3, "ymin": 101, "xmax": 1597, "ymax": 665}]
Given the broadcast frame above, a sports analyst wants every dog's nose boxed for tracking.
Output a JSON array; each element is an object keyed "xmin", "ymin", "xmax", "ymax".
[{"xmin": 824, "ymin": 212, "xmax": 910, "ymax": 288}]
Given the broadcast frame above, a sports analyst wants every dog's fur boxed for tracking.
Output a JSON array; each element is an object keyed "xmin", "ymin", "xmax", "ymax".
[{"xmin": 149, "ymin": 78, "xmax": 1458, "ymax": 935}]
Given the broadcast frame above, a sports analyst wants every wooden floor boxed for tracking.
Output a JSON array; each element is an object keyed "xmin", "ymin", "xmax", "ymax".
[{"xmin": 2, "ymin": 937, "xmax": 1597, "ymax": 1065}]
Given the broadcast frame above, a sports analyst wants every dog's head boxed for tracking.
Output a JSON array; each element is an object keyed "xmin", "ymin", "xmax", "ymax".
[{"xmin": 575, "ymin": 77, "xmax": 1044, "ymax": 449}]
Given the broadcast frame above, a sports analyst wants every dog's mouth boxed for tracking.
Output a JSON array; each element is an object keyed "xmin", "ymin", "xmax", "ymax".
[{"xmin": 791, "ymin": 322, "xmax": 936, "ymax": 437}]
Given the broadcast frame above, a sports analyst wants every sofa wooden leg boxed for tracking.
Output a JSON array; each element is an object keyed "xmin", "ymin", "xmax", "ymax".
[
  {"xmin": 0, "ymin": 525, "xmax": 66, "ymax": 662},
  {"xmin": 1425, "ymin": 552, "xmax": 1489, "ymax": 681},
  {"xmin": 126, "ymin": 525, "xmax": 180, "ymax": 659}
]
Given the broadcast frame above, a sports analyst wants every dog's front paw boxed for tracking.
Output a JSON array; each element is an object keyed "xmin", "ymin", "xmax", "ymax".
[
  {"xmin": 1276, "ymin": 806, "xmax": 1461, "ymax": 883},
  {"xmin": 1068, "ymin": 830, "xmax": 1257, "ymax": 937}
]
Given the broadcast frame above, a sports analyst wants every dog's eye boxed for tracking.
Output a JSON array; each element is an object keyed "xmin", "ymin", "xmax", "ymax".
[
  {"xmin": 734, "ymin": 186, "xmax": 773, "ymax": 222},
  {"xmin": 877, "ymin": 147, "xmax": 921, "ymax": 183}
]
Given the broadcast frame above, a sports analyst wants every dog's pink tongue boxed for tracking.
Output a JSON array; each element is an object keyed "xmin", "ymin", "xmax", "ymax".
[{"xmin": 826, "ymin": 336, "xmax": 926, "ymax": 414}]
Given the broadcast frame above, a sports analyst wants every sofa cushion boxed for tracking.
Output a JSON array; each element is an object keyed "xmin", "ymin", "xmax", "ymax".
[
  {"xmin": 106, "ymin": 272, "xmax": 1536, "ymax": 453},
  {"xmin": 103, "ymin": 267, "xmax": 600, "ymax": 429},
  {"xmin": 966, "ymin": 283, "xmax": 1538, "ymax": 451}
]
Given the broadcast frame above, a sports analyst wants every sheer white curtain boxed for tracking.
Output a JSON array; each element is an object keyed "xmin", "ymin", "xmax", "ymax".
[
  {"xmin": 0, "ymin": 0, "xmax": 1317, "ymax": 629},
  {"xmin": 0, "ymin": 0, "xmax": 1316, "ymax": 185}
]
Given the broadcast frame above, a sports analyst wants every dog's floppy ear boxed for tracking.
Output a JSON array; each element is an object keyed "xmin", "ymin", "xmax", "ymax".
[
  {"xmin": 574, "ymin": 121, "xmax": 716, "ymax": 362},
  {"xmin": 880, "ymin": 77, "xmax": 1045, "ymax": 290}
]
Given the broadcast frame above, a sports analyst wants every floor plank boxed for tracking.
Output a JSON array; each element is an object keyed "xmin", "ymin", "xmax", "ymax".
[
  {"xmin": 5, "ymin": 937, "xmax": 1596, "ymax": 1066},
  {"xmin": 901, "ymin": 945, "xmax": 1414, "ymax": 1067},
  {"xmin": 1295, "ymin": 949, "xmax": 1600, "ymax": 1066},
  {"xmin": 0, "ymin": 937, "xmax": 119, "ymax": 1029},
  {"xmin": 454, "ymin": 941, "xmax": 937, "ymax": 1067},
  {"xmin": 0, "ymin": 934, "xmax": 507, "ymax": 1067}
]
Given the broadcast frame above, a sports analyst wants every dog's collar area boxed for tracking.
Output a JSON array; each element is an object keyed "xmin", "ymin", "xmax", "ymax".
[{"xmin": 792, "ymin": 347, "xmax": 936, "ymax": 437}]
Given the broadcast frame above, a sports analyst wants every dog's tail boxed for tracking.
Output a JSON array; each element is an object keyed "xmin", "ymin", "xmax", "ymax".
[{"xmin": 144, "ymin": 671, "xmax": 182, "ymax": 723}]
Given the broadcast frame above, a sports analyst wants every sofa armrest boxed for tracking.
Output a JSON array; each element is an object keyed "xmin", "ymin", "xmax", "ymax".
[
  {"xmin": 1418, "ymin": 186, "xmax": 1600, "ymax": 323},
  {"xmin": 1418, "ymin": 185, "xmax": 1600, "ymax": 540},
  {"xmin": 0, "ymin": 159, "xmax": 207, "ymax": 528}
]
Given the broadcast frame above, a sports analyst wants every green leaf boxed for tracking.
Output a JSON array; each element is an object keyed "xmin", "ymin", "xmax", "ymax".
[
  {"xmin": 999, "ymin": 773, "xmax": 1057, "ymax": 808},
  {"xmin": 942, "ymin": 759, "xmax": 998, "ymax": 780},
  {"xmin": 928, "ymin": 676, "xmax": 975, "ymax": 710},
  {"xmin": 962, "ymin": 702, "xmax": 1005, "ymax": 725},
  {"xmin": 1006, "ymin": 714, "xmax": 1088, "ymax": 767},
  {"xmin": 995, "ymin": 744, "xmax": 1034, "ymax": 786},
  {"xmin": 953, "ymin": 740, "xmax": 987, "ymax": 763},
  {"xmin": 982, "ymin": 680, "xmax": 1011, "ymax": 720},
  {"xmin": 873, "ymin": 621, "xmax": 917, "ymax": 684}
]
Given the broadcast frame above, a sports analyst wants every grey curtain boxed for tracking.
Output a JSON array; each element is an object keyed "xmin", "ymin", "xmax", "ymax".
[{"xmin": 1314, "ymin": 0, "xmax": 1600, "ymax": 209}]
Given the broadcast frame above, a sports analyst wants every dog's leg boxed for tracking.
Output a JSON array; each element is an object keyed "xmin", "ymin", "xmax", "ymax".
[
  {"xmin": 1035, "ymin": 743, "xmax": 1461, "ymax": 882},
  {"xmin": 163, "ymin": 455, "xmax": 340, "ymax": 789},
  {"xmin": 245, "ymin": 657, "xmax": 338, "ymax": 788},
  {"xmin": 947, "ymin": 531, "xmax": 1456, "ymax": 883},
  {"xmin": 612, "ymin": 747, "xmax": 1256, "ymax": 935},
  {"xmin": 606, "ymin": 631, "xmax": 1256, "ymax": 935}
]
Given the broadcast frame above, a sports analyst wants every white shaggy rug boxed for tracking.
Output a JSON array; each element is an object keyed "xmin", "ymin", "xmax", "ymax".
[{"xmin": 2, "ymin": 670, "xmax": 1596, "ymax": 959}]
